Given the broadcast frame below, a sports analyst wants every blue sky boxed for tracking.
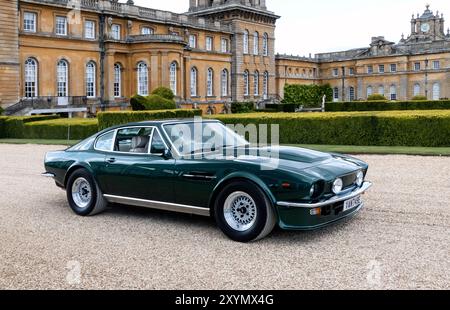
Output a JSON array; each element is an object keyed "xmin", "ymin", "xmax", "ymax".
[{"xmin": 131, "ymin": 0, "xmax": 450, "ymax": 55}]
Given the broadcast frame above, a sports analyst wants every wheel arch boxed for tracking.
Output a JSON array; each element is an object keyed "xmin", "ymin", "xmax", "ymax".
[
  {"xmin": 64, "ymin": 163, "xmax": 96, "ymax": 188},
  {"xmin": 208, "ymin": 172, "xmax": 279, "ymax": 219}
]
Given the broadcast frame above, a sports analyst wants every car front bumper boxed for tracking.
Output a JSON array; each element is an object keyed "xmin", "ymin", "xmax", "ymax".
[{"xmin": 276, "ymin": 182, "xmax": 372, "ymax": 230}]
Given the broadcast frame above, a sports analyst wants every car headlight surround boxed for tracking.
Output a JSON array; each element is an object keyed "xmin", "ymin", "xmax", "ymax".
[
  {"xmin": 356, "ymin": 170, "xmax": 364, "ymax": 187},
  {"xmin": 332, "ymin": 178, "xmax": 343, "ymax": 195},
  {"xmin": 310, "ymin": 184, "xmax": 317, "ymax": 197}
]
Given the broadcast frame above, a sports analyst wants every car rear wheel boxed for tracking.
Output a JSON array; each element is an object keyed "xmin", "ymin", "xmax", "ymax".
[
  {"xmin": 214, "ymin": 181, "xmax": 276, "ymax": 242},
  {"xmin": 66, "ymin": 169, "xmax": 108, "ymax": 216}
]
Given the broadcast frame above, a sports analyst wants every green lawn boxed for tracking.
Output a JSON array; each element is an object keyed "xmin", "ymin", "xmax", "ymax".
[
  {"xmin": 0, "ymin": 139, "xmax": 80, "ymax": 146},
  {"xmin": 0, "ymin": 138, "xmax": 450, "ymax": 156},
  {"xmin": 291, "ymin": 144, "xmax": 450, "ymax": 156}
]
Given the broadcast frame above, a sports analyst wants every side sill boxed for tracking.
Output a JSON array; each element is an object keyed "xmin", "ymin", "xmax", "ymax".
[{"xmin": 103, "ymin": 194, "xmax": 211, "ymax": 217}]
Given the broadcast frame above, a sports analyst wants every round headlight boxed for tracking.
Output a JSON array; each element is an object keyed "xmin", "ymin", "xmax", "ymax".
[
  {"xmin": 332, "ymin": 178, "xmax": 343, "ymax": 194},
  {"xmin": 356, "ymin": 171, "xmax": 364, "ymax": 187}
]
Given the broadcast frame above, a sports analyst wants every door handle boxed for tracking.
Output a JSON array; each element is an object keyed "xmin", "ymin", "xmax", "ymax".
[{"xmin": 107, "ymin": 158, "xmax": 116, "ymax": 163}]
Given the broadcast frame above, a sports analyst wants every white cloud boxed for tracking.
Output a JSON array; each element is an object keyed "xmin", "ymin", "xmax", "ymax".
[{"xmin": 130, "ymin": 0, "xmax": 450, "ymax": 55}]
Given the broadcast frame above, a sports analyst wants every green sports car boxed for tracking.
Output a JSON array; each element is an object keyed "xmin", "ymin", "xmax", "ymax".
[{"xmin": 43, "ymin": 119, "xmax": 372, "ymax": 242}]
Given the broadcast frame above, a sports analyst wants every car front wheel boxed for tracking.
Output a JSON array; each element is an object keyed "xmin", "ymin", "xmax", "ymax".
[
  {"xmin": 66, "ymin": 169, "xmax": 108, "ymax": 216},
  {"xmin": 214, "ymin": 181, "xmax": 276, "ymax": 242}
]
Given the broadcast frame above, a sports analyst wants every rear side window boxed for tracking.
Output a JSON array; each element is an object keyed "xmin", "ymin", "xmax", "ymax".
[
  {"xmin": 115, "ymin": 127, "xmax": 153, "ymax": 154},
  {"xmin": 95, "ymin": 131, "xmax": 115, "ymax": 152}
]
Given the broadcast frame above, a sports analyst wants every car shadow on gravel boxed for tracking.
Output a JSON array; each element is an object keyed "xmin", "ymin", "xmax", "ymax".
[{"xmin": 106, "ymin": 203, "xmax": 356, "ymax": 244}]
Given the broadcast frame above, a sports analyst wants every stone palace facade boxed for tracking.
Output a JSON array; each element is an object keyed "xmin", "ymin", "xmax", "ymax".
[{"xmin": 0, "ymin": 0, "xmax": 449, "ymax": 115}]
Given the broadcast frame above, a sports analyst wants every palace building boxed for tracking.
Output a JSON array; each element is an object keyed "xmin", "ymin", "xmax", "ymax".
[{"xmin": 0, "ymin": 0, "xmax": 449, "ymax": 115}]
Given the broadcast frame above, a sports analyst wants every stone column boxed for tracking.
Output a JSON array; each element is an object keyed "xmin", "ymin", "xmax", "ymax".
[
  {"xmin": 104, "ymin": 52, "xmax": 115, "ymax": 102},
  {"xmin": 150, "ymin": 52, "xmax": 159, "ymax": 92},
  {"xmin": 0, "ymin": 0, "xmax": 20, "ymax": 108},
  {"xmin": 161, "ymin": 52, "xmax": 169, "ymax": 88}
]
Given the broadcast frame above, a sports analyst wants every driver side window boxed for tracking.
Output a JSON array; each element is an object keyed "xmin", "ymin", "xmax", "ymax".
[{"xmin": 115, "ymin": 127, "xmax": 153, "ymax": 154}]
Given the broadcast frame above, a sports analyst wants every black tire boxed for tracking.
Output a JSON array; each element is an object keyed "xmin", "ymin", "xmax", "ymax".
[
  {"xmin": 214, "ymin": 181, "xmax": 276, "ymax": 243},
  {"xmin": 66, "ymin": 169, "xmax": 108, "ymax": 216}
]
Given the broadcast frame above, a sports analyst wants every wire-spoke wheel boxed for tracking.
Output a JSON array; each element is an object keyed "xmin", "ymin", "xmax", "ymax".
[
  {"xmin": 214, "ymin": 181, "xmax": 276, "ymax": 243},
  {"xmin": 223, "ymin": 192, "xmax": 258, "ymax": 232}
]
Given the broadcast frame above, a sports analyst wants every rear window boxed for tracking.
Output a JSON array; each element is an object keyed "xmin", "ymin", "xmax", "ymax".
[
  {"xmin": 95, "ymin": 131, "xmax": 115, "ymax": 152},
  {"xmin": 67, "ymin": 136, "xmax": 95, "ymax": 151}
]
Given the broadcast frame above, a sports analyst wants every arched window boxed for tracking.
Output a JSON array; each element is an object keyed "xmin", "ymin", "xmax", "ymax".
[
  {"xmin": 207, "ymin": 68, "xmax": 214, "ymax": 97},
  {"xmin": 432, "ymin": 83, "xmax": 440, "ymax": 100},
  {"xmin": 137, "ymin": 62, "xmax": 148, "ymax": 96},
  {"xmin": 263, "ymin": 71, "xmax": 269, "ymax": 99},
  {"xmin": 253, "ymin": 70, "xmax": 259, "ymax": 96},
  {"xmin": 169, "ymin": 62, "xmax": 177, "ymax": 96},
  {"xmin": 349, "ymin": 87, "xmax": 355, "ymax": 101},
  {"xmin": 85, "ymin": 61, "xmax": 96, "ymax": 98},
  {"xmin": 57, "ymin": 60, "xmax": 68, "ymax": 97},
  {"xmin": 413, "ymin": 83, "xmax": 421, "ymax": 97},
  {"xmin": 24, "ymin": 58, "xmax": 38, "ymax": 98},
  {"xmin": 262, "ymin": 33, "xmax": 269, "ymax": 56},
  {"xmin": 253, "ymin": 32, "xmax": 259, "ymax": 55},
  {"xmin": 190, "ymin": 67, "xmax": 198, "ymax": 97},
  {"xmin": 366, "ymin": 86, "xmax": 373, "ymax": 98},
  {"xmin": 243, "ymin": 70, "xmax": 249, "ymax": 96},
  {"xmin": 243, "ymin": 30, "xmax": 249, "ymax": 54},
  {"xmin": 333, "ymin": 87, "xmax": 339, "ymax": 102},
  {"xmin": 114, "ymin": 63, "xmax": 121, "ymax": 98},
  {"xmin": 390, "ymin": 84, "xmax": 397, "ymax": 101},
  {"xmin": 378, "ymin": 85, "xmax": 385, "ymax": 96},
  {"xmin": 221, "ymin": 69, "xmax": 228, "ymax": 97}
]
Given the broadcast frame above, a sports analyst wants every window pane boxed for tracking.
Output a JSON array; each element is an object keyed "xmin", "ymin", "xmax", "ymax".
[
  {"xmin": 85, "ymin": 21, "xmax": 95, "ymax": 39},
  {"xmin": 56, "ymin": 16, "xmax": 67, "ymax": 35},
  {"xmin": 24, "ymin": 12, "xmax": 36, "ymax": 32},
  {"xmin": 95, "ymin": 131, "xmax": 115, "ymax": 152}
]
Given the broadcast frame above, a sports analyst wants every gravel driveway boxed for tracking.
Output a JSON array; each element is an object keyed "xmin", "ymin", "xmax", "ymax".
[{"xmin": 0, "ymin": 144, "xmax": 448, "ymax": 290}]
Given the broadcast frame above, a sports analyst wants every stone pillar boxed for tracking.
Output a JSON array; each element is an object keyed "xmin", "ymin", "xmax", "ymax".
[
  {"xmin": 150, "ymin": 52, "xmax": 159, "ymax": 92},
  {"xmin": 104, "ymin": 52, "xmax": 115, "ymax": 102},
  {"xmin": 0, "ymin": 0, "xmax": 20, "ymax": 108},
  {"xmin": 161, "ymin": 52, "xmax": 169, "ymax": 88},
  {"xmin": 400, "ymin": 75, "xmax": 408, "ymax": 100},
  {"xmin": 357, "ymin": 77, "xmax": 363, "ymax": 100}
]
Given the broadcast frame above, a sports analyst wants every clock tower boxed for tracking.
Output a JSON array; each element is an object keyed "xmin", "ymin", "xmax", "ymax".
[{"xmin": 407, "ymin": 5, "xmax": 446, "ymax": 43}]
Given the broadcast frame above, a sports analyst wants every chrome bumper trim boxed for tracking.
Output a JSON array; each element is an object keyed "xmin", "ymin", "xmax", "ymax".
[
  {"xmin": 277, "ymin": 182, "xmax": 372, "ymax": 209},
  {"xmin": 41, "ymin": 172, "xmax": 55, "ymax": 178}
]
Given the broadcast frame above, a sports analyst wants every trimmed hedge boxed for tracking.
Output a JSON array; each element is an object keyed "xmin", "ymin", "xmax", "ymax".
[
  {"xmin": 367, "ymin": 94, "xmax": 387, "ymax": 101},
  {"xmin": 130, "ymin": 94, "xmax": 176, "ymax": 111},
  {"xmin": 98, "ymin": 109, "xmax": 203, "ymax": 130},
  {"xmin": 210, "ymin": 111, "xmax": 450, "ymax": 147},
  {"xmin": 1, "ymin": 115, "xmax": 60, "ymax": 139},
  {"xmin": 231, "ymin": 102, "xmax": 255, "ymax": 114},
  {"xmin": 325, "ymin": 100, "xmax": 450, "ymax": 112},
  {"xmin": 151, "ymin": 87, "xmax": 175, "ymax": 101},
  {"xmin": 23, "ymin": 118, "xmax": 99, "ymax": 140}
]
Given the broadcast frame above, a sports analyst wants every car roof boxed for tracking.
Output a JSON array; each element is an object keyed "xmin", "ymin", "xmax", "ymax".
[{"xmin": 98, "ymin": 118, "xmax": 221, "ymax": 134}]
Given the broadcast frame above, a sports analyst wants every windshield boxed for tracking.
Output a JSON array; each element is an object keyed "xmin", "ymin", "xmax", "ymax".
[{"xmin": 163, "ymin": 121, "xmax": 249, "ymax": 155}]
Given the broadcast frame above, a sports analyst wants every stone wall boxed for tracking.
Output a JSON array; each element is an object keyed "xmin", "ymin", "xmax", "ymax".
[{"xmin": 0, "ymin": 0, "xmax": 20, "ymax": 108}]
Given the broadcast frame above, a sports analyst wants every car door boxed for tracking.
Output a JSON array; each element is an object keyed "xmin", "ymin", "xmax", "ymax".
[
  {"xmin": 173, "ymin": 157, "xmax": 222, "ymax": 208},
  {"xmin": 101, "ymin": 126, "xmax": 176, "ymax": 203}
]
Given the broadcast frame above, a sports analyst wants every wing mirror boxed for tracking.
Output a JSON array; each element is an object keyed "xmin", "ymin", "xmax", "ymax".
[{"xmin": 162, "ymin": 149, "xmax": 172, "ymax": 160}]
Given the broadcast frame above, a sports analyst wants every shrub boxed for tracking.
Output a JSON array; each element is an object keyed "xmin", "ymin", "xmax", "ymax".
[
  {"xmin": 0, "ymin": 116, "xmax": 7, "ymax": 138},
  {"xmin": 130, "ymin": 95, "xmax": 147, "ymax": 111},
  {"xmin": 266, "ymin": 104, "xmax": 302, "ymax": 113},
  {"xmin": 143, "ymin": 94, "xmax": 177, "ymax": 110},
  {"xmin": 23, "ymin": 118, "xmax": 98, "ymax": 140},
  {"xmin": 231, "ymin": 102, "xmax": 255, "ymax": 114},
  {"xmin": 367, "ymin": 94, "xmax": 387, "ymax": 101},
  {"xmin": 2, "ymin": 115, "xmax": 61, "ymax": 139},
  {"xmin": 283, "ymin": 84, "xmax": 333, "ymax": 107},
  {"xmin": 412, "ymin": 96, "xmax": 428, "ymax": 101},
  {"xmin": 151, "ymin": 87, "xmax": 175, "ymax": 101},
  {"xmin": 98, "ymin": 109, "xmax": 203, "ymax": 130},
  {"xmin": 325, "ymin": 100, "xmax": 450, "ymax": 112},
  {"xmin": 0, "ymin": 106, "xmax": 4, "ymax": 115},
  {"xmin": 209, "ymin": 111, "xmax": 450, "ymax": 147}
]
